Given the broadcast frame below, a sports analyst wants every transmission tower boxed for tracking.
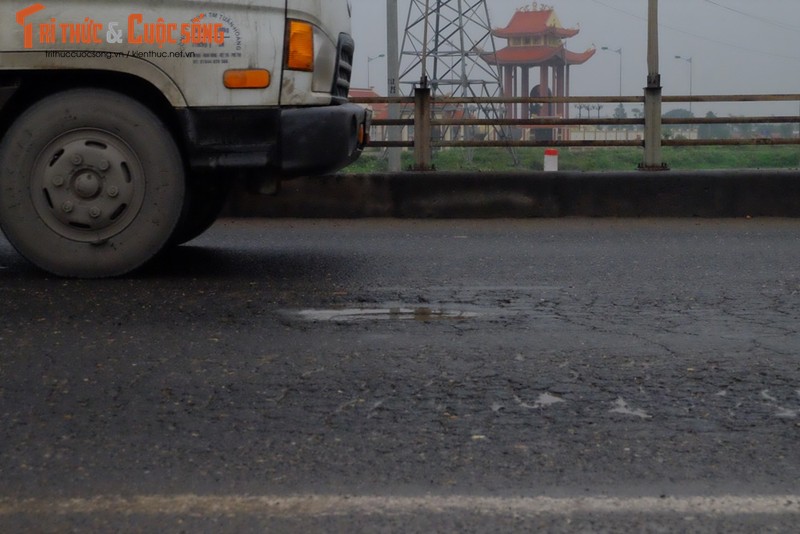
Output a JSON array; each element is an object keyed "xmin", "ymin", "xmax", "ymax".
[{"xmin": 399, "ymin": 0, "xmax": 516, "ymax": 161}]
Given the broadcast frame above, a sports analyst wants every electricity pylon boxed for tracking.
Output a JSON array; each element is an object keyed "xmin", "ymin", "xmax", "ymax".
[{"xmin": 399, "ymin": 0, "xmax": 517, "ymax": 163}]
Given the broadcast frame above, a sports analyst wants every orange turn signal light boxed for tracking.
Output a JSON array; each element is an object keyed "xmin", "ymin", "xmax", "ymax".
[
  {"xmin": 358, "ymin": 124, "xmax": 367, "ymax": 146},
  {"xmin": 286, "ymin": 20, "xmax": 314, "ymax": 72},
  {"xmin": 224, "ymin": 69, "xmax": 271, "ymax": 89}
]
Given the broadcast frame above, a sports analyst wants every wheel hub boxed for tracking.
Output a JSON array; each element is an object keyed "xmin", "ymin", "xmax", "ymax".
[
  {"xmin": 33, "ymin": 130, "xmax": 145, "ymax": 242},
  {"xmin": 73, "ymin": 171, "xmax": 102, "ymax": 199}
]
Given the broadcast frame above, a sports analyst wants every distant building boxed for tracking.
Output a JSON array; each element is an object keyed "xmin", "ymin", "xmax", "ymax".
[
  {"xmin": 350, "ymin": 88, "xmax": 389, "ymax": 144},
  {"xmin": 482, "ymin": 3, "xmax": 595, "ymax": 140}
]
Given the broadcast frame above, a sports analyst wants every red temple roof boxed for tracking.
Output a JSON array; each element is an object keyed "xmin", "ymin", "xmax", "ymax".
[
  {"xmin": 482, "ymin": 46, "xmax": 595, "ymax": 66},
  {"xmin": 493, "ymin": 9, "xmax": 580, "ymax": 39}
]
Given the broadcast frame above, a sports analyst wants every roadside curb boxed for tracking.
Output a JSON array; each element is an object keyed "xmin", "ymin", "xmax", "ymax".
[{"xmin": 224, "ymin": 170, "xmax": 800, "ymax": 218}]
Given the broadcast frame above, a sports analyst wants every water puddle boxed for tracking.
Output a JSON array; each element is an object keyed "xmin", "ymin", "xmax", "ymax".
[{"xmin": 297, "ymin": 306, "xmax": 481, "ymax": 323}]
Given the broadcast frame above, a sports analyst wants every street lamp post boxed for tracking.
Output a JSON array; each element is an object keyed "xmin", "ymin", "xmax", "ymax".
[
  {"xmin": 367, "ymin": 54, "xmax": 385, "ymax": 88},
  {"xmin": 601, "ymin": 46, "xmax": 623, "ymax": 98},
  {"xmin": 675, "ymin": 55, "xmax": 693, "ymax": 113},
  {"xmin": 386, "ymin": 0, "xmax": 401, "ymax": 172}
]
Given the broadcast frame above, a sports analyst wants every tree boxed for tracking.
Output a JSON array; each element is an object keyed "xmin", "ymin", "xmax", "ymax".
[
  {"xmin": 663, "ymin": 108, "xmax": 694, "ymax": 120},
  {"xmin": 697, "ymin": 111, "xmax": 731, "ymax": 139},
  {"xmin": 613, "ymin": 103, "xmax": 627, "ymax": 119},
  {"xmin": 663, "ymin": 108, "xmax": 694, "ymax": 138},
  {"xmin": 574, "ymin": 104, "xmax": 592, "ymax": 119}
]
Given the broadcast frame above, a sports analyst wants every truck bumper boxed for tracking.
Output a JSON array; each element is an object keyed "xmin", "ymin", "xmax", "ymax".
[
  {"xmin": 279, "ymin": 103, "xmax": 370, "ymax": 176},
  {"xmin": 179, "ymin": 103, "xmax": 370, "ymax": 177}
]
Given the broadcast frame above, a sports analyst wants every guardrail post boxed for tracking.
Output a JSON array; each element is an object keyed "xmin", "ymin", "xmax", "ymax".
[
  {"xmin": 641, "ymin": 0, "xmax": 669, "ymax": 170},
  {"xmin": 414, "ymin": 86, "xmax": 433, "ymax": 170},
  {"xmin": 642, "ymin": 83, "xmax": 667, "ymax": 170}
]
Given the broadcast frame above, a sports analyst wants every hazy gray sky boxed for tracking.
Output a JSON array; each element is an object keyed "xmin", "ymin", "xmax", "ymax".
[{"xmin": 351, "ymin": 0, "xmax": 800, "ymax": 116}]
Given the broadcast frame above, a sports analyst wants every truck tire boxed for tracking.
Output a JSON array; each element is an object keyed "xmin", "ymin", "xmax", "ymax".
[
  {"xmin": 0, "ymin": 89, "xmax": 185, "ymax": 278},
  {"xmin": 170, "ymin": 173, "xmax": 231, "ymax": 245}
]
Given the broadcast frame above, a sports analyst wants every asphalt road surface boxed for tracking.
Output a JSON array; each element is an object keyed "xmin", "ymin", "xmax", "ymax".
[{"xmin": 1, "ymin": 218, "xmax": 799, "ymax": 532}]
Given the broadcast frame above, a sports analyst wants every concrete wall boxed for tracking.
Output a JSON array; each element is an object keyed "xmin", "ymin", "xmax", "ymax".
[{"xmin": 224, "ymin": 170, "xmax": 800, "ymax": 218}]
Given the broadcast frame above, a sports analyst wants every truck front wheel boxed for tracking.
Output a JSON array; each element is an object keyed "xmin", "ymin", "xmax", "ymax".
[
  {"xmin": 170, "ymin": 173, "xmax": 231, "ymax": 246},
  {"xmin": 0, "ymin": 89, "xmax": 185, "ymax": 277}
]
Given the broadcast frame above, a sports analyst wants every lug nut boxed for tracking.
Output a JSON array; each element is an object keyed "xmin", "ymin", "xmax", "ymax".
[
  {"xmin": 62, "ymin": 201, "xmax": 74, "ymax": 213},
  {"xmin": 89, "ymin": 207, "xmax": 101, "ymax": 219},
  {"xmin": 98, "ymin": 159, "xmax": 110, "ymax": 171},
  {"xmin": 107, "ymin": 186, "xmax": 119, "ymax": 198},
  {"xmin": 52, "ymin": 176, "xmax": 65, "ymax": 187},
  {"xmin": 71, "ymin": 154, "xmax": 83, "ymax": 166}
]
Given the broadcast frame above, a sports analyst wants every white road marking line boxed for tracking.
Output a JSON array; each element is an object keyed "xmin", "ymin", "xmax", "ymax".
[
  {"xmin": 296, "ymin": 307, "xmax": 480, "ymax": 322},
  {"xmin": 1, "ymin": 495, "xmax": 798, "ymax": 517}
]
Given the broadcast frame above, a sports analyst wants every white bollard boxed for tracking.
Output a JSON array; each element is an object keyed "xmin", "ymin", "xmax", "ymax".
[{"xmin": 544, "ymin": 148, "xmax": 559, "ymax": 172}]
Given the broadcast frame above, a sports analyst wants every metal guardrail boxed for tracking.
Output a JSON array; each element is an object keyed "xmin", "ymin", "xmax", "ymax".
[{"xmin": 351, "ymin": 93, "xmax": 800, "ymax": 169}]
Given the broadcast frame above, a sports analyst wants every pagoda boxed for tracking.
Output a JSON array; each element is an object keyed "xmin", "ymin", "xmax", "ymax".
[{"xmin": 483, "ymin": 3, "xmax": 595, "ymax": 135}]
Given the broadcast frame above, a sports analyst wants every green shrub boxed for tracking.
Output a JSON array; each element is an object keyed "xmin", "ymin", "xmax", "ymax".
[{"xmin": 344, "ymin": 146, "xmax": 800, "ymax": 173}]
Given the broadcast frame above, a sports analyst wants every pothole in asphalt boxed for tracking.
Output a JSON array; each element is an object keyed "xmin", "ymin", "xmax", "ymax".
[{"xmin": 296, "ymin": 306, "xmax": 482, "ymax": 322}]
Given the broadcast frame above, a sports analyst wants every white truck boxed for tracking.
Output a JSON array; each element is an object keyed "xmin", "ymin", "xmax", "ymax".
[{"xmin": 0, "ymin": 0, "xmax": 368, "ymax": 277}]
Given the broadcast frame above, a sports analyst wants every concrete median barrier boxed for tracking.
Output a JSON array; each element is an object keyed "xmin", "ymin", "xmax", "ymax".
[{"xmin": 223, "ymin": 170, "xmax": 800, "ymax": 218}]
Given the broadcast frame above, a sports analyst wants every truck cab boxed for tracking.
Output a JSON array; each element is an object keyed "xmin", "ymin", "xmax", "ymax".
[{"xmin": 0, "ymin": 0, "xmax": 368, "ymax": 277}]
